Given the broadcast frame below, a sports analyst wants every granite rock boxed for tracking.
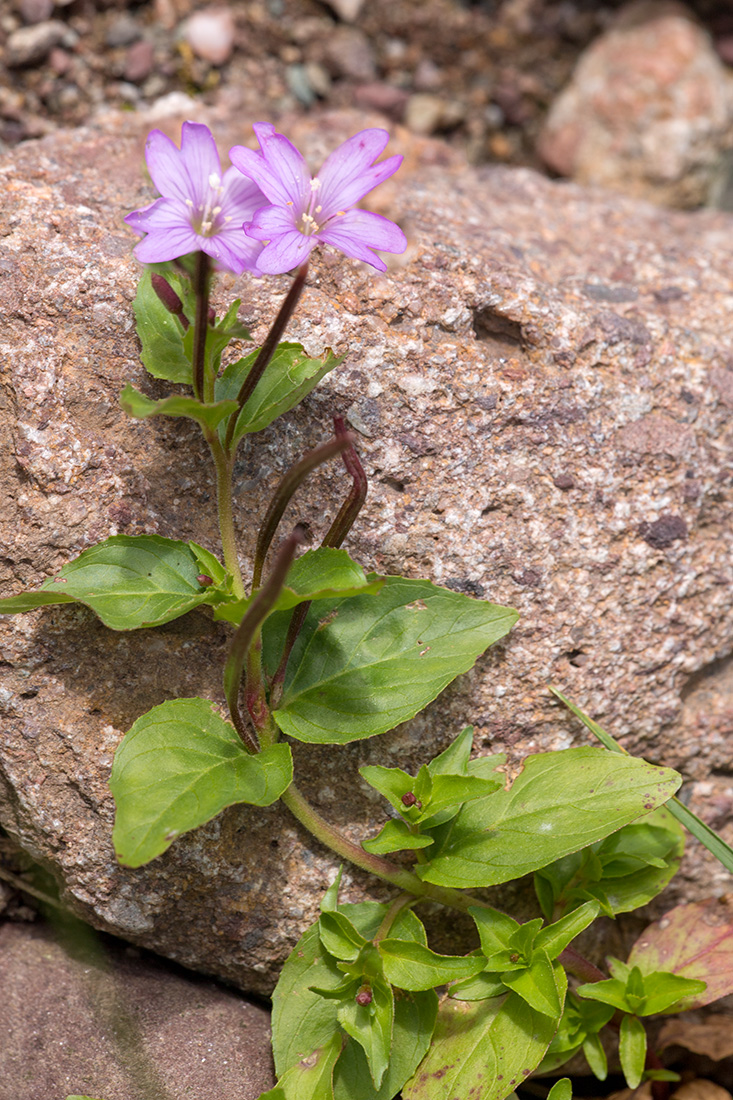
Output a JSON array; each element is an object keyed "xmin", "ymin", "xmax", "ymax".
[
  {"xmin": 0, "ymin": 105, "xmax": 732, "ymax": 995},
  {"xmin": 538, "ymin": 1, "xmax": 733, "ymax": 208},
  {"xmin": 0, "ymin": 918, "xmax": 273, "ymax": 1100}
]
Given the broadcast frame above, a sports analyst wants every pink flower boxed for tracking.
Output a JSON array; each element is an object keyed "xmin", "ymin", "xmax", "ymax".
[
  {"xmin": 125, "ymin": 122, "xmax": 266, "ymax": 275},
  {"xmin": 229, "ymin": 124, "xmax": 407, "ymax": 274}
]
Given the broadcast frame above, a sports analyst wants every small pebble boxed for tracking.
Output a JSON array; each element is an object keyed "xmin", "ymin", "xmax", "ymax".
[
  {"xmin": 405, "ymin": 93, "xmax": 464, "ymax": 135},
  {"xmin": 124, "ymin": 39, "xmax": 154, "ymax": 84},
  {"xmin": 6, "ymin": 19, "xmax": 67, "ymax": 66},
  {"xmin": 323, "ymin": 26, "xmax": 375, "ymax": 81},
  {"xmin": 184, "ymin": 6, "xmax": 235, "ymax": 66},
  {"xmin": 18, "ymin": 0, "xmax": 53, "ymax": 26},
  {"xmin": 321, "ymin": 0, "xmax": 364, "ymax": 22},
  {"xmin": 353, "ymin": 81, "xmax": 408, "ymax": 118},
  {"xmin": 106, "ymin": 14, "xmax": 141, "ymax": 48}
]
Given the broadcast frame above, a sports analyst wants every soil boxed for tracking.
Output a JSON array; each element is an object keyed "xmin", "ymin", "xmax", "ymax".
[{"xmin": 2, "ymin": 0, "xmax": 733, "ymax": 172}]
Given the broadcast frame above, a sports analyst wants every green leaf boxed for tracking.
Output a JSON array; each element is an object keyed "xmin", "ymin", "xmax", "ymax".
[
  {"xmin": 258, "ymin": 1034, "xmax": 342, "ymax": 1100},
  {"xmin": 332, "ymin": 987, "xmax": 437, "ymax": 1100},
  {"xmin": 319, "ymin": 912, "xmax": 368, "ymax": 963},
  {"xmin": 640, "ymin": 971, "xmax": 707, "ymax": 1015},
  {"xmin": 321, "ymin": 867, "xmax": 344, "ymax": 914},
  {"xmin": 582, "ymin": 1031, "xmax": 608, "ymax": 1080},
  {"xmin": 378, "ymin": 940, "xmax": 485, "ymax": 991},
  {"xmin": 216, "ymin": 341, "xmax": 343, "ymax": 443},
  {"xmin": 551, "ymin": 687, "xmax": 733, "ymax": 876},
  {"xmin": 337, "ymin": 973, "xmax": 393, "ymax": 1088},
  {"xmin": 272, "ymin": 904, "xmax": 427, "ymax": 1075},
  {"xmin": 359, "ymin": 765, "xmax": 416, "ymax": 814},
  {"xmin": 110, "ymin": 697, "xmax": 292, "ymax": 867},
  {"xmin": 576, "ymin": 977, "xmax": 632, "ymax": 1013},
  {"xmin": 501, "ymin": 953, "xmax": 565, "ymax": 1018},
  {"xmin": 449, "ymin": 971, "xmax": 507, "ymax": 1001},
  {"xmin": 132, "ymin": 262, "xmax": 195, "ymax": 384},
  {"xmin": 403, "ymin": 991, "xmax": 559, "ymax": 1100},
  {"xmin": 0, "ymin": 535, "xmax": 230, "ymax": 630},
  {"xmin": 215, "ymin": 548, "xmax": 383, "ymax": 625},
  {"xmin": 627, "ymin": 898, "xmax": 733, "ymax": 1009},
  {"xmin": 535, "ymin": 901, "xmax": 600, "ymax": 960},
  {"xmin": 120, "ymin": 383, "xmax": 239, "ymax": 431},
  {"xmin": 619, "ymin": 1014, "xmax": 646, "ymax": 1089},
  {"xmin": 362, "ymin": 819, "xmax": 434, "ymax": 855},
  {"xmin": 263, "ymin": 577, "xmax": 518, "ymax": 744},
  {"xmin": 417, "ymin": 747, "xmax": 681, "ymax": 889},
  {"xmin": 547, "ymin": 1080, "xmax": 572, "ymax": 1100}
]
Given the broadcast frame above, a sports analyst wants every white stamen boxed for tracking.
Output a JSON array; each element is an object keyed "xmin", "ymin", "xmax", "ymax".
[
  {"xmin": 208, "ymin": 172, "xmax": 222, "ymax": 190},
  {"xmin": 185, "ymin": 198, "xmax": 194, "ymax": 207},
  {"xmin": 310, "ymin": 177, "xmax": 321, "ymax": 191}
]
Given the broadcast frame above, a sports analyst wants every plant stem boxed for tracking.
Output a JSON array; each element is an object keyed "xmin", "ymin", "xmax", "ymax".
[
  {"xmin": 251, "ymin": 435, "xmax": 352, "ymax": 590},
  {"xmin": 558, "ymin": 945, "xmax": 606, "ymax": 983},
  {"xmin": 192, "ymin": 251, "xmax": 211, "ymax": 402},
  {"xmin": 224, "ymin": 527, "xmax": 305, "ymax": 744},
  {"xmin": 224, "ymin": 261, "xmax": 309, "ymax": 452},
  {"xmin": 374, "ymin": 894, "xmax": 417, "ymax": 944},
  {"xmin": 207, "ymin": 435, "xmax": 245, "ymax": 600},
  {"xmin": 322, "ymin": 416, "xmax": 368, "ymax": 550},
  {"xmin": 280, "ymin": 781, "xmax": 490, "ymax": 913}
]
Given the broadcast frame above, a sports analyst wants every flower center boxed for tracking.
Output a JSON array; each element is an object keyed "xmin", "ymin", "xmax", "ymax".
[
  {"xmin": 298, "ymin": 177, "xmax": 323, "ymax": 236},
  {"xmin": 187, "ymin": 172, "xmax": 231, "ymax": 237}
]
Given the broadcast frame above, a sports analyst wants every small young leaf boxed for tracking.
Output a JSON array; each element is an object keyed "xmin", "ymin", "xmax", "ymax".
[
  {"xmin": 627, "ymin": 898, "xmax": 733, "ymax": 1009},
  {"xmin": 321, "ymin": 867, "xmax": 344, "ymax": 914},
  {"xmin": 336, "ymin": 974, "xmax": 394, "ymax": 1089},
  {"xmin": 378, "ymin": 940, "xmax": 486, "ymax": 991},
  {"xmin": 403, "ymin": 991, "xmax": 559, "ymax": 1100},
  {"xmin": 319, "ymin": 912, "xmax": 368, "ymax": 963},
  {"xmin": 120, "ymin": 383, "xmax": 239, "ymax": 431},
  {"xmin": 264, "ymin": 577, "xmax": 518, "ymax": 745},
  {"xmin": 258, "ymin": 1033, "xmax": 342, "ymax": 1100},
  {"xmin": 110, "ymin": 698, "xmax": 293, "ymax": 867},
  {"xmin": 640, "ymin": 971, "xmax": 707, "ymax": 1015},
  {"xmin": 362, "ymin": 819, "xmax": 434, "ymax": 855},
  {"xmin": 449, "ymin": 971, "xmax": 507, "ymax": 1001},
  {"xmin": 576, "ymin": 977, "xmax": 632, "ymax": 1014},
  {"xmin": 501, "ymin": 953, "xmax": 566, "ymax": 1018},
  {"xmin": 132, "ymin": 263, "xmax": 194, "ymax": 384},
  {"xmin": 547, "ymin": 1080, "xmax": 572, "ymax": 1100},
  {"xmin": 582, "ymin": 1032, "xmax": 608, "ymax": 1080},
  {"xmin": 418, "ymin": 747, "xmax": 681, "ymax": 889},
  {"xmin": 469, "ymin": 906, "xmax": 521, "ymax": 959},
  {"xmin": 619, "ymin": 1014, "xmax": 646, "ymax": 1089},
  {"xmin": 359, "ymin": 765, "xmax": 415, "ymax": 813},
  {"xmin": 215, "ymin": 548, "xmax": 383, "ymax": 625},
  {"xmin": 536, "ymin": 901, "xmax": 600, "ymax": 960},
  {"xmin": 216, "ymin": 341, "xmax": 343, "ymax": 443}
]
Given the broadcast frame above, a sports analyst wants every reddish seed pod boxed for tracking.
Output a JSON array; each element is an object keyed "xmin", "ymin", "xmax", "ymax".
[
  {"xmin": 196, "ymin": 574, "xmax": 214, "ymax": 587},
  {"xmin": 401, "ymin": 791, "xmax": 418, "ymax": 807},
  {"xmin": 151, "ymin": 274, "xmax": 184, "ymax": 316},
  {"xmin": 356, "ymin": 987, "xmax": 373, "ymax": 1006}
]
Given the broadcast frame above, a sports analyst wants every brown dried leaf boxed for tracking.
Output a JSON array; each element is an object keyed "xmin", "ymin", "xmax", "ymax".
[
  {"xmin": 629, "ymin": 899, "xmax": 733, "ymax": 1008},
  {"xmin": 673, "ymin": 1081, "xmax": 733, "ymax": 1100},
  {"xmin": 659, "ymin": 1015, "xmax": 733, "ymax": 1061}
]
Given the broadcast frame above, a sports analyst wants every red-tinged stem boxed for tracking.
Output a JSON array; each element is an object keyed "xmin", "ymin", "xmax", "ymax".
[
  {"xmin": 251, "ymin": 435, "xmax": 352, "ymax": 591},
  {"xmin": 224, "ymin": 261, "xmax": 309, "ymax": 452},
  {"xmin": 192, "ymin": 251, "xmax": 211, "ymax": 402},
  {"xmin": 224, "ymin": 527, "xmax": 306, "ymax": 749},
  {"xmin": 559, "ymin": 945, "xmax": 606, "ymax": 984}
]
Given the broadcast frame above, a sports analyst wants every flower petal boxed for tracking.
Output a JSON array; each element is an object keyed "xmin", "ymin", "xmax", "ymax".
[
  {"xmin": 203, "ymin": 229, "xmax": 263, "ymax": 275},
  {"xmin": 219, "ymin": 167, "xmax": 268, "ymax": 222},
  {"xmin": 317, "ymin": 129, "xmax": 402, "ymax": 215},
  {"xmin": 230, "ymin": 123, "xmax": 311, "ymax": 209},
  {"xmin": 318, "ymin": 209, "xmax": 407, "ymax": 269},
  {"xmin": 132, "ymin": 222, "xmax": 200, "ymax": 264},
  {"xmin": 144, "ymin": 123, "xmax": 220, "ymax": 208},
  {"xmin": 244, "ymin": 203, "xmax": 299, "ymax": 241},
  {"xmin": 255, "ymin": 230, "xmax": 315, "ymax": 275}
]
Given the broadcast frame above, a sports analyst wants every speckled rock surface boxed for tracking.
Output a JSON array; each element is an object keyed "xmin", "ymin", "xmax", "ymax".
[
  {"xmin": 538, "ymin": 1, "xmax": 733, "ymax": 208},
  {"xmin": 0, "ymin": 918, "xmax": 274, "ymax": 1100},
  {"xmin": 0, "ymin": 103, "xmax": 732, "ymax": 995}
]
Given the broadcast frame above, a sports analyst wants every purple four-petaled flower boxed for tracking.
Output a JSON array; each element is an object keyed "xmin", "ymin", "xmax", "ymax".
[
  {"xmin": 229, "ymin": 124, "xmax": 407, "ymax": 274},
  {"xmin": 125, "ymin": 121, "xmax": 266, "ymax": 275}
]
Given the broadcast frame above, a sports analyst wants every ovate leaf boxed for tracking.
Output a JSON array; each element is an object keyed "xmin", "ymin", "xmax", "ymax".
[
  {"xmin": 362, "ymin": 819, "xmax": 434, "ymax": 855},
  {"xmin": 120, "ymin": 383, "xmax": 238, "ymax": 432},
  {"xmin": 264, "ymin": 577, "xmax": 518, "ymax": 745},
  {"xmin": 619, "ymin": 1014, "xmax": 646, "ymax": 1089},
  {"xmin": 418, "ymin": 747, "xmax": 681, "ymax": 889},
  {"xmin": 403, "ymin": 992, "xmax": 558, "ymax": 1100},
  {"xmin": 215, "ymin": 548, "xmax": 383, "ymax": 626},
  {"xmin": 132, "ymin": 262, "xmax": 194, "ymax": 384},
  {"xmin": 378, "ymin": 940, "xmax": 485, "ymax": 991},
  {"xmin": 628, "ymin": 898, "xmax": 733, "ymax": 1008},
  {"xmin": 216, "ymin": 342, "xmax": 343, "ymax": 442},
  {"xmin": 258, "ymin": 1034, "xmax": 342, "ymax": 1100},
  {"xmin": 0, "ymin": 535, "xmax": 229, "ymax": 630},
  {"xmin": 110, "ymin": 697, "xmax": 293, "ymax": 867}
]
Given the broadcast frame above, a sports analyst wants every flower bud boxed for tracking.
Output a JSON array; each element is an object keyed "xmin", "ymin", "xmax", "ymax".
[
  {"xmin": 401, "ymin": 791, "xmax": 419, "ymax": 808},
  {"xmin": 356, "ymin": 987, "xmax": 373, "ymax": 1006},
  {"xmin": 151, "ymin": 274, "xmax": 189, "ymax": 330},
  {"xmin": 196, "ymin": 574, "xmax": 214, "ymax": 587}
]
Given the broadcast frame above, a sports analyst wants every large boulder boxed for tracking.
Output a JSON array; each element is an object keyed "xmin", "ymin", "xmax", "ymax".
[{"xmin": 0, "ymin": 103, "xmax": 732, "ymax": 995}]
